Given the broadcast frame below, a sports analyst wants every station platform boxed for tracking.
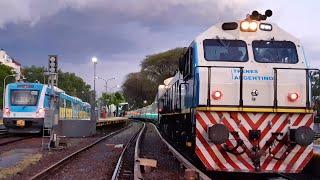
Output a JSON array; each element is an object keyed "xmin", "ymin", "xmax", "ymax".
[{"xmin": 96, "ymin": 117, "xmax": 128, "ymax": 127}]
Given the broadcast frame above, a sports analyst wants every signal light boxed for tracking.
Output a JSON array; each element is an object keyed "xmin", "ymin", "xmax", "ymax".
[
  {"xmin": 48, "ymin": 55, "xmax": 58, "ymax": 73},
  {"xmin": 288, "ymin": 93, "xmax": 299, "ymax": 102},
  {"xmin": 212, "ymin": 90, "xmax": 223, "ymax": 100},
  {"xmin": 240, "ymin": 21, "xmax": 258, "ymax": 32}
]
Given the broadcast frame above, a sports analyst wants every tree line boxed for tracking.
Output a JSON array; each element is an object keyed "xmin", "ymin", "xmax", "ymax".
[{"xmin": 122, "ymin": 47, "xmax": 186, "ymax": 109}]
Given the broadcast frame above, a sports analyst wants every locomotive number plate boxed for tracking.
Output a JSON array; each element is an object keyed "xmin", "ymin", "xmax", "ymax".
[{"xmin": 16, "ymin": 120, "xmax": 25, "ymax": 127}]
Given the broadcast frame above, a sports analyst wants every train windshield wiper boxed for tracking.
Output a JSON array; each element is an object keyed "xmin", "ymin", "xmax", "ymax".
[{"xmin": 216, "ymin": 36, "xmax": 230, "ymax": 48}]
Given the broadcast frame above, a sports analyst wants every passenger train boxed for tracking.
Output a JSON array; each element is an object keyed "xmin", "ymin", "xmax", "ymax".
[
  {"xmin": 130, "ymin": 10, "xmax": 318, "ymax": 173},
  {"xmin": 3, "ymin": 82, "xmax": 91, "ymax": 133}
]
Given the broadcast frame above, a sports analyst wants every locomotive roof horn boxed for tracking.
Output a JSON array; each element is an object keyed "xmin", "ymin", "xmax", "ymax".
[{"xmin": 249, "ymin": 9, "xmax": 272, "ymax": 21}]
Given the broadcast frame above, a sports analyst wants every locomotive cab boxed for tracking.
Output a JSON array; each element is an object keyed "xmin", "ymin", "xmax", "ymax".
[{"xmin": 3, "ymin": 83, "xmax": 49, "ymax": 133}]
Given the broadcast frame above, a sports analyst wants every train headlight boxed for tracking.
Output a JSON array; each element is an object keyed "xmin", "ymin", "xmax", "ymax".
[
  {"xmin": 36, "ymin": 108, "xmax": 44, "ymax": 117},
  {"xmin": 240, "ymin": 21, "xmax": 250, "ymax": 31},
  {"xmin": 212, "ymin": 90, "xmax": 223, "ymax": 100},
  {"xmin": 208, "ymin": 124, "xmax": 229, "ymax": 144},
  {"xmin": 240, "ymin": 21, "xmax": 257, "ymax": 32},
  {"xmin": 249, "ymin": 21, "xmax": 258, "ymax": 31},
  {"xmin": 288, "ymin": 92, "xmax": 299, "ymax": 102},
  {"xmin": 4, "ymin": 108, "xmax": 10, "ymax": 115},
  {"xmin": 290, "ymin": 126, "xmax": 314, "ymax": 146}
]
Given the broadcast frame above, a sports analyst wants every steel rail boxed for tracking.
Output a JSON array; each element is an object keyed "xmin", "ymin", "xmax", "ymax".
[
  {"xmin": 111, "ymin": 122, "xmax": 145, "ymax": 180},
  {"xmin": 0, "ymin": 129, "xmax": 9, "ymax": 137},
  {"xmin": 277, "ymin": 173, "xmax": 299, "ymax": 180},
  {"xmin": 0, "ymin": 136, "xmax": 33, "ymax": 146},
  {"xmin": 151, "ymin": 123, "xmax": 211, "ymax": 180},
  {"xmin": 133, "ymin": 122, "xmax": 146, "ymax": 180},
  {"xmin": 29, "ymin": 123, "xmax": 133, "ymax": 180}
]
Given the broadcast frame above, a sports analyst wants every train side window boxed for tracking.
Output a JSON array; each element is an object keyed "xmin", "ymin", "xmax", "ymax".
[
  {"xmin": 66, "ymin": 100, "xmax": 72, "ymax": 108},
  {"xmin": 182, "ymin": 47, "xmax": 193, "ymax": 80}
]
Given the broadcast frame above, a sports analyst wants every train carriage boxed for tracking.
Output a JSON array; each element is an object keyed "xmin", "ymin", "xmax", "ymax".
[
  {"xmin": 3, "ymin": 82, "xmax": 91, "ymax": 133},
  {"xmin": 158, "ymin": 10, "xmax": 318, "ymax": 173}
]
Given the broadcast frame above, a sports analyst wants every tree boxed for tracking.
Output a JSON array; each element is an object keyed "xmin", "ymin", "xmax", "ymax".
[
  {"xmin": 58, "ymin": 71, "xmax": 91, "ymax": 102},
  {"xmin": 122, "ymin": 48, "xmax": 186, "ymax": 109},
  {"xmin": 100, "ymin": 91, "xmax": 125, "ymax": 106},
  {"xmin": 122, "ymin": 72, "xmax": 157, "ymax": 109},
  {"xmin": 141, "ymin": 47, "xmax": 186, "ymax": 85},
  {"xmin": 22, "ymin": 66, "xmax": 46, "ymax": 84},
  {"xmin": 0, "ymin": 64, "xmax": 14, "ymax": 109}
]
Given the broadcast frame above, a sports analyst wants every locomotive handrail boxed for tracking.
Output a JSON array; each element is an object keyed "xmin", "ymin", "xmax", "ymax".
[
  {"xmin": 195, "ymin": 65, "xmax": 244, "ymax": 107},
  {"xmin": 273, "ymin": 67, "xmax": 320, "ymax": 109}
]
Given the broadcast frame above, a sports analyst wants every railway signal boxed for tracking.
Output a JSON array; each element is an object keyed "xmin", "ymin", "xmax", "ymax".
[{"xmin": 48, "ymin": 55, "xmax": 58, "ymax": 73}]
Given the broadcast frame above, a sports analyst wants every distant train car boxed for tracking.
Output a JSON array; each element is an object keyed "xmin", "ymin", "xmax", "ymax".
[
  {"xmin": 129, "ymin": 101, "xmax": 158, "ymax": 123},
  {"xmin": 3, "ymin": 82, "xmax": 90, "ymax": 133},
  {"xmin": 156, "ymin": 10, "xmax": 318, "ymax": 173}
]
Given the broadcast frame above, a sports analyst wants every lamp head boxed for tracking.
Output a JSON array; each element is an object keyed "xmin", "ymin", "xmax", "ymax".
[{"xmin": 91, "ymin": 56, "xmax": 98, "ymax": 63}]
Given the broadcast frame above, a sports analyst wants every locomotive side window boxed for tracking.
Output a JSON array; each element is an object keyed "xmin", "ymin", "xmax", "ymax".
[
  {"xmin": 252, "ymin": 41, "xmax": 298, "ymax": 63},
  {"xmin": 203, "ymin": 39, "xmax": 248, "ymax": 62},
  {"xmin": 181, "ymin": 47, "xmax": 193, "ymax": 79}
]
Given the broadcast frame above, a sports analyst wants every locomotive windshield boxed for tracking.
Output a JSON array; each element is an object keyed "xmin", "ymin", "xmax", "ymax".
[
  {"xmin": 252, "ymin": 40, "xmax": 298, "ymax": 63},
  {"xmin": 11, "ymin": 90, "xmax": 39, "ymax": 106},
  {"xmin": 203, "ymin": 39, "xmax": 248, "ymax": 62}
]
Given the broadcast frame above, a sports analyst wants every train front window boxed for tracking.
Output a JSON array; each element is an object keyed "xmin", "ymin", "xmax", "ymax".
[
  {"xmin": 11, "ymin": 90, "xmax": 39, "ymax": 106},
  {"xmin": 203, "ymin": 39, "xmax": 248, "ymax": 62},
  {"xmin": 252, "ymin": 41, "xmax": 298, "ymax": 63}
]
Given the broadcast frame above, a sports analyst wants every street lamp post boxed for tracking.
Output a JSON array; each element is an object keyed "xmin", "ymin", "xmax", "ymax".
[
  {"xmin": 96, "ymin": 76, "xmax": 116, "ymax": 93},
  {"xmin": 91, "ymin": 56, "xmax": 98, "ymax": 121},
  {"xmin": 109, "ymin": 85, "xmax": 120, "ymax": 93},
  {"xmin": 3, "ymin": 74, "xmax": 17, "ymax": 110}
]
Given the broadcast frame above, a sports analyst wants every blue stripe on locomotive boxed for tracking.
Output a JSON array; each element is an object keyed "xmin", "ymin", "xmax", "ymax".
[{"xmin": 193, "ymin": 42, "xmax": 200, "ymax": 107}]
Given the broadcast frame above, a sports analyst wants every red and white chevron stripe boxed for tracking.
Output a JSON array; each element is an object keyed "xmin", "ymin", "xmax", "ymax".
[{"xmin": 195, "ymin": 111, "xmax": 314, "ymax": 173}]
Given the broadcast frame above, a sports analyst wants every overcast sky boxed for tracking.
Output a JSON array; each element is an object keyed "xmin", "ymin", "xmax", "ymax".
[{"xmin": 0, "ymin": 0, "xmax": 318, "ymax": 96}]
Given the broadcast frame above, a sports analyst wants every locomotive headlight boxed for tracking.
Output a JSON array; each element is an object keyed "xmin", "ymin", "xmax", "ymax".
[
  {"xmin": 240, "ymin": 21, "xmax": 257, "ymax": 32},
  {"xmin": 290, "ymin": 126, "xmax": 314, "ymax": 146},
  {"xmin": 4, "ymin": 108, "xmax": 10, "ymax": 115},
  {"xmin": 208, "ymin": 124, "xmax": 229, "ymax": 144},
  {"xmin": 36, "ymin": 108, "xmax": 44, "ymax": 117},
  {"xmin": 249, "ymin": 21, "xmax": 258, "ymax": 31},
  {"xmin": 240, "ymin": 21, "xmax": 250, "ymax": 31},
  {"xmin": 288, "ymin": 92, "xmax": 299, "ymax": 102},
  {"xmin": 212, "ymin": 90, "xmax": 223, "ymax": 100}
]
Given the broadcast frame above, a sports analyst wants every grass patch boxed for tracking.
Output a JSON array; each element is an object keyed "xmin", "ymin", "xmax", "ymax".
[{"xmin": 0, "ymin": 151, "xmax": 42, "ymax": 179}]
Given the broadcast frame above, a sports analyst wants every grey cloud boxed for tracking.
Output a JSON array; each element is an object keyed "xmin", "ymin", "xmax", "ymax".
[
  {"xmin": 0, "ymin": 0, "xmax": 260, "ymax": 95},
  {"xmin": 0, "ymin": 0, "xmax": 256, "ymax": 28}
]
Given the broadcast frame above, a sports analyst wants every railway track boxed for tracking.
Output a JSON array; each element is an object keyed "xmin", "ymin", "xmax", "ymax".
[
  {"xmin": 29, "ymin": 122, "xmax": 142, "ymax": 180},
  {"xmin": 111, "ymin": 122, "xmax": 145, "ymax": 180},
  {"xmin": 0, "ymin": 129, "xmax": 7, "ymax": 135},
  {"xmin": 0, "ymin": 136, "xmax": 34, "ymax": 146},
  {"xmin": 134, "ymin": 122, "xmax": 211, "ymax": 180}
]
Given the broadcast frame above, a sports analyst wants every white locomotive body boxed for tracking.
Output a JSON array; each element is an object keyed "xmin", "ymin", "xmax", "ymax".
[{"xmin": 158, "ymin": 11, "xmax": 318, "ymax": 173}]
